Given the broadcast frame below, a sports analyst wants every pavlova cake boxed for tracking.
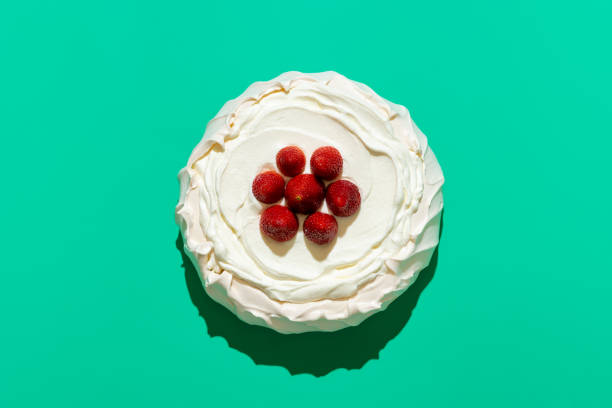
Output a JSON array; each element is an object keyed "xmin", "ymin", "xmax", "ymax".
[{"xmin": 175, "ymin": 71, "xmax": 443, "ymax": 333}]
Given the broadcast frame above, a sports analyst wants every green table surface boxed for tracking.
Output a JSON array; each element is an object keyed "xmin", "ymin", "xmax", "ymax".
[{"xmin": 2, "ymin": 1, "xmax": 611, "ymax": 407}]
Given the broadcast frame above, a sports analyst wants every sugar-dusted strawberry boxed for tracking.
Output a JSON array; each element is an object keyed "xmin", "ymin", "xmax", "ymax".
[
  {"xmin": 285, "ymin": 174, "xmax": 325, "ymax": 214},
  {"xmin": 276, "ymin": 146, "xmax": 306, "ymax": 177},
  {"xmin": 310, "ymin": 146, "xmax": 343, "ymax": 180},
  {"xmin": 326, "ymin": 180, "xmax": 361, "ymax": 217},
  {"xmin": 252, "ymin": 171, "xmax": 285, "ymax": 204},
  {"xmin": 260, "ymin": 205, "xmax": 298, "ymax": 242},
  {"xmin": 303, "ymin": 212, "xmax": 338, "ymax": 245}
]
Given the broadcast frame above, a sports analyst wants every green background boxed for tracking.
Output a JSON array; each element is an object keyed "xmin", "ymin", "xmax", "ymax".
[{"xmin": 2, "ymin": 1, "xmax": 611, "ymax": 406}]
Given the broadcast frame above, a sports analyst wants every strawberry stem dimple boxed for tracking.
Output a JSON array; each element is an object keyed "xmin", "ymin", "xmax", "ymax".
[{"xmin": 285, "ymin": 174, "xmax": 325, "ymax": 214}]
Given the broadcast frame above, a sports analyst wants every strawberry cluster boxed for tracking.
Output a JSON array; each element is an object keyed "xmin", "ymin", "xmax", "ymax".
[{"xmin": 251, "ymin": 146, "xmax": 361, "ymax": 245}]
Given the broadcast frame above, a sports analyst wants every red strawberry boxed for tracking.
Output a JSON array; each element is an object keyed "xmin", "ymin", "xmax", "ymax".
[
  {"xmin": 276, "ymin": 146, "xmax": 306, "ymax": 177},
  {"xmin": 260, "ymin": 205, "xmax": 298, "ymax": 242},
  {"xmin": 303, "ymin": 212, "xmax": 338, "ymax": 245},
  {"xmin": 326, "ymin": 180, "xmax": 361, "ymax": 217},
  {"xmin": 285, "ymin": 174, "xmax": 325, "ymax": 214},
  {"xmin": 310, "ymin": 146, "xmax": 343, "ymax": 180},
  {"xmin": 252, "ymin": 171, "xmax": 285, "ymax": 204}
]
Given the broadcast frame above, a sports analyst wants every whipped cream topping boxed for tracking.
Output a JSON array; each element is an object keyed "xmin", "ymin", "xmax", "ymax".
[{"xmin": 176, "ymin": 72, "xmax": 444, "ymax": 332}]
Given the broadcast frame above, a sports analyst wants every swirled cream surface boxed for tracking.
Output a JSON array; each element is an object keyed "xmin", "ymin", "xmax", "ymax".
[{"xmin": 189, "ymin": 73, "xmax": 426, "ymax": 303}]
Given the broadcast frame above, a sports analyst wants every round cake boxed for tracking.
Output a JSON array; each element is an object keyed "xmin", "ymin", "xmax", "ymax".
[{"xmin": 175, "ymin": 71, "xmax": 444, "ymax": 333}]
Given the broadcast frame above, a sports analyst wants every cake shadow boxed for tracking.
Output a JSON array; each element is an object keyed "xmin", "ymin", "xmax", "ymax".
[{"xmin": 176, "ymin": 215, "xmax": 442, "ymax": 377}]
